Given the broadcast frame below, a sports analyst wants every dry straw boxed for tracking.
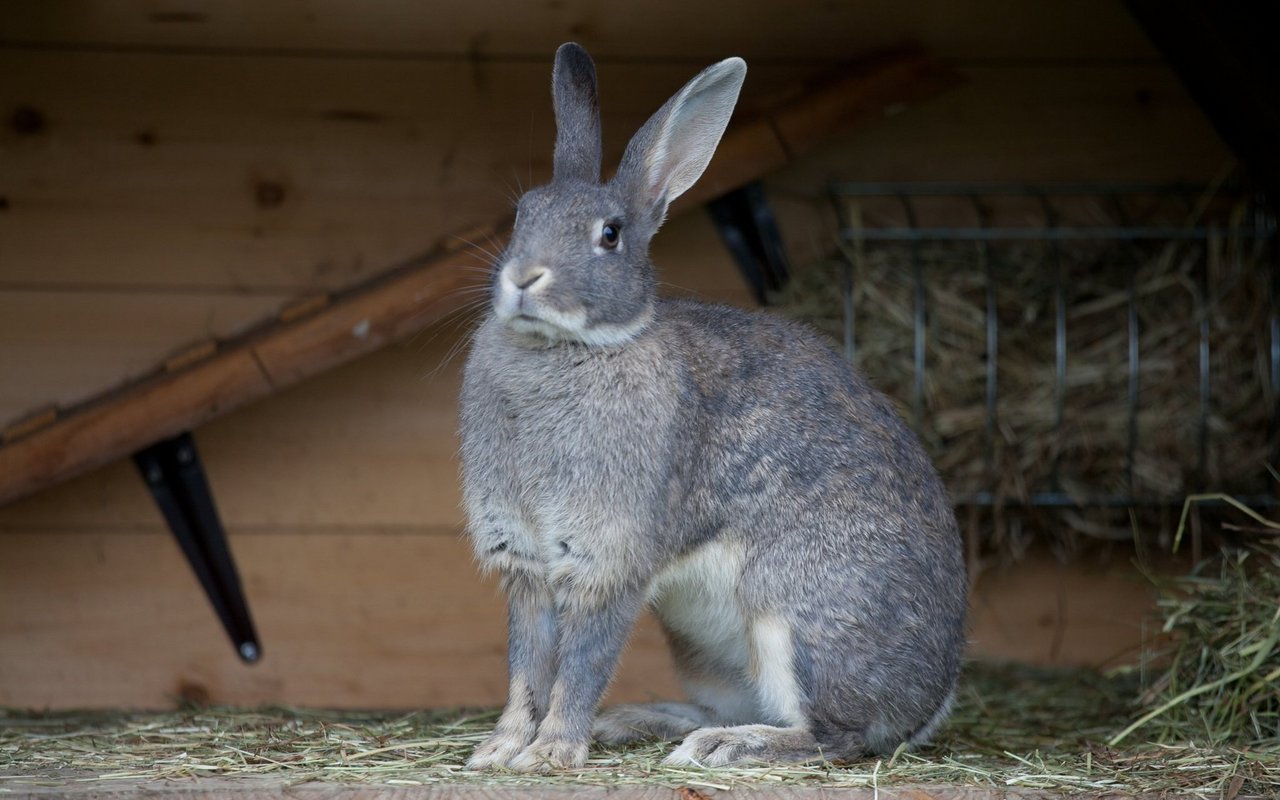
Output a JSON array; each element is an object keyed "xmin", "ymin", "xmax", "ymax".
[
  {"xmin": 2, "ymin": 661, "xmax": 1278, "ymax": 796},
  {"xmin": 1112, "ymin": 496, "xmax": 1280, "ymax": 748}
]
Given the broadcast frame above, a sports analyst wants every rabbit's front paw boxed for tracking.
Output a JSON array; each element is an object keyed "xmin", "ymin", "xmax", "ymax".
[
  {"xmin": 508, "ymin": 736, "xmax": 589, "ymax": 772},
  {"xmin": 466, "ymin": 727, "xmax": 534, "ymax": 770}
]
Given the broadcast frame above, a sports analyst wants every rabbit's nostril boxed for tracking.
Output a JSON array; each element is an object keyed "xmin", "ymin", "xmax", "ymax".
[{"xmin": 515, "ymin": 268, "xmax": 549, "ymax": 290}]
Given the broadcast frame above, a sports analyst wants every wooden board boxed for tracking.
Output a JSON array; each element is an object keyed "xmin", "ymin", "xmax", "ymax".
[
  {"xmin": 0, "ymin": 529, "xmax": 681, "ymax": 709},
  {"xmin": 0, "ymin": 778, "xmax": 1085, "ymax": 799},
  {"xmin": 0, "ymin": 347, "xmax": 471, "ymax": 532},
  {"xmin": 0, "ymin": 518, "xmax": 1161, "ymax": 709},
  {"xmin": 0, "ymin": 290, "xmax": 288, "ymax": 420},
  {"xmin": 0, "ymin": 51, "xmax": 816, "ymax": 291},
  {"xmin": 0, "ymin": 0, "xmax": 1158, "ymax": 61}
]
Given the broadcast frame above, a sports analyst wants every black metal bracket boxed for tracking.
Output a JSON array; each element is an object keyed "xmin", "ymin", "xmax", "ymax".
[
  {"xmin": 134, "ymin": 432, "xmax": 261, "ymax": 663},
  {"xmin": 707, "ymin": 181, "xmax": 791, "ymax": 305}
]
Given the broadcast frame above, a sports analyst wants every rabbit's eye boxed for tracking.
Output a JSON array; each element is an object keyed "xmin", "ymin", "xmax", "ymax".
[{"xmin": 600, "ymin": 222, "xmax": 621, "ymax": 250}]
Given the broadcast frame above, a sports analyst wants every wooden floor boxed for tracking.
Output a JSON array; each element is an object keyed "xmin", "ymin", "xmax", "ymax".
[{"xmin": 0, "ymin": 778, "xmax": 1130, "ymax": 800}]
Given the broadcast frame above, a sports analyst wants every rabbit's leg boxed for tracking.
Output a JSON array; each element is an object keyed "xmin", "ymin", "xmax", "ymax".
[
  {"xmin": 507, "ymin": 588, "xmax": 646, "ymax": 771},
  {"xmin": 663, "ymin": 611, "xmax": 854, "ymax": 766},
  {"xmin": 466, "ymin": 575, "xmax": 558, "ymax": 770},
  {"xmin": 592, "ymin": 702, "xmax": 712, "ymax": 744}
]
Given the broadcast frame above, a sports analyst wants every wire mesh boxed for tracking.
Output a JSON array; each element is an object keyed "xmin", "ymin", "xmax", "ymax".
[{"xmin": 826, "ymin": 182, "xmax": 1279, "ymax": 508}]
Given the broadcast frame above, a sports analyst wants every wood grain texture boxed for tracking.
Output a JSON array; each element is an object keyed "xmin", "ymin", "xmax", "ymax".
[
  {"xmin": 0, "ymin": 519, "xmax": 1158, "ymax": 709},
  {"xmin": 0, "ymin": 0, "xmax": 1157, "ymax": 61},
  {"xmin": 0, "ymin": 291, "xmax": 287, "ymax": 421},
  {"xmin": 0, "ymin": 349, "xmax": 284, "ymax": 508},
  {"xmin": 0, "ymin": 52, "xmax": 812, "ymax": 291},
  {"xmin": 0, "ymin": 51, "xmax": 1226, "ymax": 431},
  {"xmin": 0, "ymin": 250, "xmax": 478, "ymax": 506},
  {"xmin": 0, "ymin": 529, "xmax": 680, "ymax": 709}
]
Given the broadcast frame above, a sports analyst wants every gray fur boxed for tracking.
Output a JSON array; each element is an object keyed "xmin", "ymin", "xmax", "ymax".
[
  {"xmin": 552, "ymin": 43, "xmax": 602, "ymax": 184},
  {"xmin": 592, "ymin": 702, "xmax": 712, "ymax": 745},
  {"xmin": 460, "ymin": 44, "xmax": 966, "ymax": 772}
]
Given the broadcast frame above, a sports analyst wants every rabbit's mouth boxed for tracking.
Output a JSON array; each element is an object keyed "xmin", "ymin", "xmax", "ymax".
[
  {"xmin": 501, "ymin": 303, "xmax": 589, "ymax": 342},
  {"xmin": 494, "ymin": 264, "xmax": 584, "ymax": 342},
  {"xmin": 501, "ymin": 301, "xmax": 655, "ymax": 349}
]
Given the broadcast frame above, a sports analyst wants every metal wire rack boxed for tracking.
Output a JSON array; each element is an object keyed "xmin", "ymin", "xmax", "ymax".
[{"xmin": 828, "ymin": 182, "xmax": 1280, "ymax": 508}]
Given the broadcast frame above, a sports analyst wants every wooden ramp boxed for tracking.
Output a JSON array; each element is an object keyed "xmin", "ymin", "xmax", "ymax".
[{"xmin": 0, "ymin": 50, "xmax": 959, "ymax": 507}]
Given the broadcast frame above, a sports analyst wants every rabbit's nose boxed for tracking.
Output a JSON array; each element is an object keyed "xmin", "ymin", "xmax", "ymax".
[{"xmin": 514, "ymin": 267, "xmax": 549, "ymax": 290}]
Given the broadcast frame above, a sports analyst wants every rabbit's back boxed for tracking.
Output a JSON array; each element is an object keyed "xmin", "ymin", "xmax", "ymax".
[{"xmin": 660, "ymin": 298, "xmax": 957, "ymax": 546}]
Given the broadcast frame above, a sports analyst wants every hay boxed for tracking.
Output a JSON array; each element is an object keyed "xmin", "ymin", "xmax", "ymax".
[
  {"xmin": 1113, "ymin": 515, "xmax": 1280, "ymax": 748},
  {"xmin": 773, "ymin": 192, "xmax": 1276, "ymax": 552},
  {"xmin": 3, "ymin": 662, "xmax": 1277, "ymax": 797}
]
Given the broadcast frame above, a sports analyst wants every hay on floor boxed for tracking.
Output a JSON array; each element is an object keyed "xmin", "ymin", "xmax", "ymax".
[
  {"xmin": 2, "ymin": 661, "xmax": 1277, "ymax": 797},
  {"xmin": 1115, "ymin": 523, "xmax": 1280, "ymax": 747}
]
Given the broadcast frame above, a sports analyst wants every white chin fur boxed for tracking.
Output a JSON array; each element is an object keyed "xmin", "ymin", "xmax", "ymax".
[{"xmin": 499, "ymin": 303, "xmax": 653, "ymax": 348}]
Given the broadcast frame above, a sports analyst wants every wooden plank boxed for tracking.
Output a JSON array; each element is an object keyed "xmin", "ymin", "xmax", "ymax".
[
  {"xmin": 0, "ymin": 530, "xmax": 680, "ymax": 709},
  {"xmin": 279, "ymin": 294, "xmax": 331, "ymax": 323},
  {"xmin": 0, "ymin": 51, "xmax": 960, "ymax": 508},
  {"xmin": 770, "ymin": 51, "xmax": 965, "ymax": 158},
  {"xmin": 0, "ymin": 54, "xmax": 1220, "ymax": 296},
  {"xmin": 0, "ymin": 351, "xmax": 276, "ymax": 507},
  {"xmin": 0, "ymin": 0, "xmax": 1157, "ymax": 61},
  {"xmin": 0, "ymin": 52, "xmax": 814, "ymax": 291},
  {"xmin": 967, "ymin": 555, "xmax": 1161, "ymax": 668},
  {"xmin": 769, "ymin": 65, "xmax": 1228, "ymax": 189},
  {"xmin": 163, "ymin": 340, "xmax": 218, "ymax": 372},
  {"xmin": 0, "ymin": 260, "xmax": 473, "ymax": 506},
  {"xmin": 0, "ymin": 778, "xmax": 1074, "ymax": 799},
  {"xmin": 0, "ymin": 527, "xmax": 1158, "ymax": 709},
  {"xmin": 2, "ymin": 406, "xmax": 57, "ymax": 443},
  {"xmin": 252, "ymin": 239, "xmax": 504, "ymax": 388},
  {"xmin": 0, "ymin": 291, "xmax": 287, "ymax": 426}
]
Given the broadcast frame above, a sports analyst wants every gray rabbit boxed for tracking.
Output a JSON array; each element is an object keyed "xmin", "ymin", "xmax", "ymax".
[{"xmin": 459, "ymin": 43, "xmax": 966, "ymax": 771}]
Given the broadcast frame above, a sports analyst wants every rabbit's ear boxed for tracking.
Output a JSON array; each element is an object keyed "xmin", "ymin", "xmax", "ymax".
[
  {"xmin": 552, "ymin": 42, "xmax": 603, "ymax": 183},
  {"xmin": 615, "ymin": 57, "xmax": 746, "ymax": 221}
]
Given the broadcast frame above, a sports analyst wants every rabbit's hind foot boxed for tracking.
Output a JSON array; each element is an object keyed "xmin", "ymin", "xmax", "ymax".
[
  {"xmin": 593, "ymin": 702, "xmax": 712, "ymax": 745},
  {"xmin": 662, "ymin": 724, "xmax": 833, "ymax": 767}
]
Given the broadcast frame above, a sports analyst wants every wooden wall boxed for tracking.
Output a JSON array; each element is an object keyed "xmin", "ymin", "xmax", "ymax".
[{"xmin": 0, "ymin": 1, "xmax": 1230, "ymax": 708}]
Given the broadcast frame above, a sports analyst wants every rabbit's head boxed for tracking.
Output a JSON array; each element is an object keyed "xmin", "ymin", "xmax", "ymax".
[{"xmin": 491, "ymin": 43, "xmax": 746, "ymax": 347}]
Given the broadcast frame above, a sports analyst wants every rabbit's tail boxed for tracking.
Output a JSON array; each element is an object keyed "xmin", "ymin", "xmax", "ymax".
[
  {"xmin": 907, "ymin": 687, "xmax": 956, "ymax": 747},
  {"xmin": 811, "ymin": 723, "xmax": 870, "ymax": 761}
]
